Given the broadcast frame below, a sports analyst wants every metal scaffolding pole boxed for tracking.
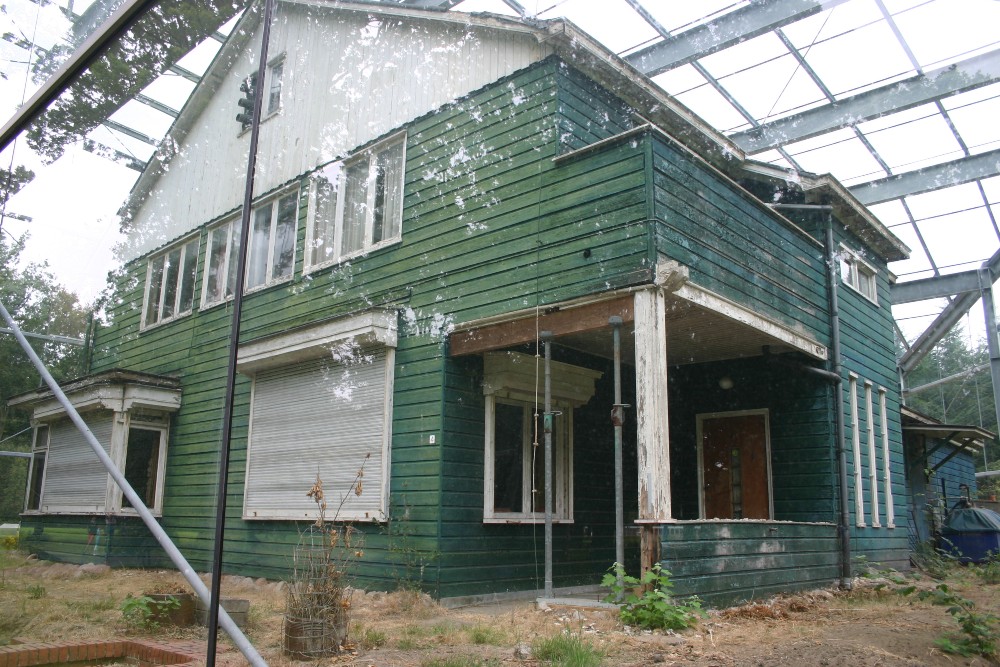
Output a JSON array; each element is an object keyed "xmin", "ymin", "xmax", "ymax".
[
  {"xmin": 609, "ymin": 316, "xmax": 625, "ymax": 597},
  {"xmin": 0, "ymin": 300, "xmax": 266, "ymax": 667},
  {"xmin": 541, "ymin": 331, "xmax": 554, "ymax": 599},
  {"xmin": 978, "ymin": 268, "xmax": 1000, "ymax": 440}
]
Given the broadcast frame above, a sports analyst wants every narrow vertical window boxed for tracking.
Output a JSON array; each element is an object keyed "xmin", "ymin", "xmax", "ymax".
[
  {"xmin": 849, "ymin": 373, "xmax": 865, "ymax": 526},
  {"xmin": 865, "ymin": 381, "xmax": 880, "ymax": 527},
  {"xmin": 25, "ymin": 425, "xmax": 49, "ymax": 511},
  {"xmin": 267, "ymin": 59, "xmax": 283, "ymax": 115},
  {"xmin": 879, "ymin": 387, "xmax": 895, "ymax": 528}
]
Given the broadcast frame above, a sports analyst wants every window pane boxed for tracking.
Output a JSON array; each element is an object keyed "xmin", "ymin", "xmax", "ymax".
[
  {"xmin": 531, "ymin": 414, "xmax": 556, "ymax": 513},
  {"xmin": 248, "ymin": 203, "xmax": 273, "ymax": 288},
  {"xmin": 122, "ymin": 428, "xmax": 161, "ymax": 509},
  {"xmin": 494, "ymin": 402, "xmax": 525, "ymax": 513},
  {"xmin": 272, "ymin": 193, "xmax": 297, "ymax": 279},
  {"xmin": 227, "ymin": 224, "xmax": 242, "ymax": 298},
  {"xmin": 26, "ymin": 452, "xmax": 45, "ymax": 511},
  {"xmin": 342, "ymin": 159, "xmax": 368, "ymax": 255},
  {"xmin": 268, "ymin": 61, "xmax": 283, "ymax": 115},
  {"xmin": 178, "ymin": 240, "xmax": 198, "ymax": 313},
  {"xmin": 162, "ymin": 247, "xmax": 181, "ymax": 319},
  {"xmin": 206, "ymin": 225, "xmax": 229, "ymax": 303},
  {"xmin": 311, "ymin": 167, "xmax": 339, "ymax": 266},
  {"xmin": 145, "ymin": 255, "xmax": 165, "ymax": 325},
  {"xmin": 377, "ymin": 140, "xmax": 404, "ymax": 242}
]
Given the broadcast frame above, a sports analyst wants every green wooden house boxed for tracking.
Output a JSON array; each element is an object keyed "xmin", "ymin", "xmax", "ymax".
[{"xmin": 10, "ymin": 2, "xmax": 912, "ymax": 605}]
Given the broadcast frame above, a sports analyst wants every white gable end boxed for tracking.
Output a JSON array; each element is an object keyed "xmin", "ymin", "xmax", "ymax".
[{"xmin": 125, "ymin": 4, "xmax": 551, "ymax": 262}]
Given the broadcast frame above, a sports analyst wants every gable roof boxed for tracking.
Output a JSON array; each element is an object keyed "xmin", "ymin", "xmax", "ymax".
[{"xmin": 122, "ymin": 0, "xmax": 906, "ymax": 262}]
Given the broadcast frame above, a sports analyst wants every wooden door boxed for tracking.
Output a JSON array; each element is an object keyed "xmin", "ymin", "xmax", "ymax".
[{"xmin": 701, "ymin": 413, "xmax": 770, "ymax": 519}]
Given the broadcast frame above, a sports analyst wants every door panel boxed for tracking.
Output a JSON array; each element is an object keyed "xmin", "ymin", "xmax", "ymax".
[{"xmin": 701, "ymin": 414, "xmax": 770, "ymax": 519}]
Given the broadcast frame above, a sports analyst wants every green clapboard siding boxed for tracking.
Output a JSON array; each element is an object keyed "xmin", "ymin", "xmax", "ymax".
[{"xmin": 661, "ymin": 521, "xmax": 840, "ymax": 606}]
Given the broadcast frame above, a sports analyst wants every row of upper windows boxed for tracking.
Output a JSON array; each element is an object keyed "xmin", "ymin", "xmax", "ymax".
[{"xmin": 142, "ymin": 132, "xmax": 406, "ymax": 330}]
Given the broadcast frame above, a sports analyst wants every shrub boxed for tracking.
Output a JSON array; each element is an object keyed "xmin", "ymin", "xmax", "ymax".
[{"xmin": 602, "ymin": 563, "xmax": 704, "ymax": 631}]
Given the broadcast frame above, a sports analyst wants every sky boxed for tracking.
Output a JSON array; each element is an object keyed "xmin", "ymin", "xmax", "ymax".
[{"xmin": 1, "ymin": 0, "xmax": 998, "ymax": 347}]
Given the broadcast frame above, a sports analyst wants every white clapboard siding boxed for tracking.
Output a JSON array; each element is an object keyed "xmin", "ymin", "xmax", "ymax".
[
  {"xmin": 243, "ymin": 349, "xmax": 390, "ymax": 521},
  {"xmin": 127, "ymin": 6, "xmax": 550, "ymax": 261},
  {"xmin": 42, "ymin": 415, "xmax": 114, "ymax": 512}
]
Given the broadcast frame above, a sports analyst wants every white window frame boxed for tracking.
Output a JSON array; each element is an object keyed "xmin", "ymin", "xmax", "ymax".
[
  {"xmin": 237, "ymin": 311, "xmax": 398, "ymax": 522},
  {"xmin": 201, "ymin": 217, "xmax": 241, "ymax": 308},
  {"xmin": 865, "ymin": 381, "xmax": 881, "ymax": 527},
  {"xmin": 305, "ymin": 132, "xmax": 406, "ymax": 272},
  {"xmin": 481, "ymin": 351, "xmax": 602, "ymax": 524},
  {"xmin": 879, "ymin": 386, "xmax": 895, "ymax": 528},
  {"xmin": 848, "ymin": 372, "xmax": 866, "ymax": 527},
  {"xmin": 245, "ymin": 187, "xmax": 299, "ymax": 292},
  {"xmin": 141, "ymin": 234, "xmax": 200, "ymax": 330},
  {"xmin": 839, "ymin": 245, "xmax": 878, "ymax": 304},
  {"xmin": 112, "ymin": 415, "xmax": 170, "ymax": 515},
  {"xmin": 24, "ymin": 424, "xmax": 49, "ymax": 512},
  {"xmin": 484, "ymin": 395, "xmax": 574, "ymax": 523},
  {"xmin": 266, "ymin": 54, "xmax": 284, "ymax": 117}
]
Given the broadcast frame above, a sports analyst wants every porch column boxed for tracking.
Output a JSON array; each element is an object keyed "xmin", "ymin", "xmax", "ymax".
[{"xmin": 633, "ymin": 288, "xmax": 671, "ymax": 572}]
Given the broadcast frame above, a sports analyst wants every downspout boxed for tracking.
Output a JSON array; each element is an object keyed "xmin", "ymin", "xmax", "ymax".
[
  {"xmin": 541, "ymin": 331, "xmax": 554, "ymax": 598},
  {"xmin": 770, "ymin": 203, "xmax": 852, "ymax": 588},
  {"xmin": 826, "ymin": 219, "xmax": 853, "ymax": 589}
]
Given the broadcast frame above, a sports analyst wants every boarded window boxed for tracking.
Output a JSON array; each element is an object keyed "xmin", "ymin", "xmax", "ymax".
[{"xmin": 243, "ymin": 348, "xmax": 393, "ymax": 521}]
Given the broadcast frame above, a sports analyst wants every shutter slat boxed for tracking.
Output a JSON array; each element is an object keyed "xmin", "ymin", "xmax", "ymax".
[{"xmin": 43, "ymin": 416, "xmax": 113, "ymax": 511}]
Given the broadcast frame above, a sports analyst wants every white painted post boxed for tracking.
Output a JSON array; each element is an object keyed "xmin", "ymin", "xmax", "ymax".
[{"xmin": 633, "ymin": 289, "xmax": 671, "ymax": 522}]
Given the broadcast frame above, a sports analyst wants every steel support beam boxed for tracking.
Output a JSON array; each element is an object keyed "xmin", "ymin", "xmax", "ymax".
[
  {"xmin": 899, "ymin": 247, "xmax": 1000, "ymax": 374},
  {"xmin": 626, "ymin": 0, "xmax": 848, "ymax": 77},
  {"xmin": 397, "ymin": 0, "xmax": 465, "ymax": 8},
  {"xmin": 102, "ymin": 119, "xmax": 157, "ymax": 145},
  {"xmin": 850, "ymin": 148, "xmax": 1000, "ymax": 206},
  {"xmin": 732, "ymin": 50, "xmax": 1000, "ymax": 154},
  {"xmin": 979, "ymin": 268, "xmax": 1000, "ymax": 442},
  {"xmin": 891, "ymin": 270, "xmax": 984, "ymax": 304}
]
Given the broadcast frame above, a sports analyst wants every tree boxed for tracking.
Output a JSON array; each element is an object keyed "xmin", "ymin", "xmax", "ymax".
[{"xmin": 0, "ymin": 232, "xmax": 90, "ymax": 522}]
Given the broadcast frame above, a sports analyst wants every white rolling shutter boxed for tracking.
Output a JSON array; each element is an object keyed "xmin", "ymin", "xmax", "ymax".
[
  {"xmin": 42, "ymin": 415, "xmax": 114, "ymax": 512},
  {"xmin": 244, "ymin": 349, "xmax": 391, "ymax": 521}
]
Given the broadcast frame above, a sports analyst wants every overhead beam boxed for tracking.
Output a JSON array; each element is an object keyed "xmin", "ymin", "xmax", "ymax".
[
  {"xmin": 397, "ymin": 0, "xmax": 465, "ymax": 8},
  {"xmin": 732, "ymin": 49, "xmax": 1000, "ymax": 153},
  {"xmin": 102, "ymin": 119, "xmax": 157, "ymax": 145},
  {"xmin": 899, "ymin": 246, "xmax": 1000, "ymax": 374},
  {"xmin": 135, "ymin": 93, "xmax": 179, "ymax": 118},
  {"xmin": 891, "ymin": 270, "xmax": 985, "ymax": 304},
  {"xmin": 626, "ymin": 0, "xmax": 849, "ymax": 77},
  {"xmin": 850, "ymin": 148, "xmax": 1000, "ymax": 206}
]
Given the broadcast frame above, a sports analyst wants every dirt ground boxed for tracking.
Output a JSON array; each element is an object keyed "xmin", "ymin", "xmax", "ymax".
[{"xmin": 1, "ymin": 550, "xmax": 997, "ymax": 666}]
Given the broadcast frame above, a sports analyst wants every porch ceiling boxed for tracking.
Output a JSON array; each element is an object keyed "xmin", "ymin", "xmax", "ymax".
[{"xmin": 556, "ymin": 297, "xmax": 806, "ymax": 367}]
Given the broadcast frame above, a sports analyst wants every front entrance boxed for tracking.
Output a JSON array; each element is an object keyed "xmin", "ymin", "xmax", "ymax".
[{"xmin": 698, "ymin": 411, "xmax": 771, "ymax": 519}]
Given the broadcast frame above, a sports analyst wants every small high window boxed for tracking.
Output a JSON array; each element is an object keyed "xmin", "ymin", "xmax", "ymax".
[
  {"xmin": 267, "ymin": 57, "xmax": 284, "ymax": 116},
  {"xmin": 143, "ymin": 236, "xmax": 199, "ymax": 328},
  {"xmin": 839, "ymin": 246, "xmax": 878, "ymax": 304},
  {"xmin": 306, "ymin": 133, "xmax": 405, "ymax": 270}
]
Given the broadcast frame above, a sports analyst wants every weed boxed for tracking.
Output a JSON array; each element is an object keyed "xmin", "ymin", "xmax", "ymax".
[
  {"xmin": 396, "ymin": 637, "xmax": 419, "ymax": 650},
  {"xmin": 911, "ymin": 540, "xmax": 959, "ymax": 579},
  {"xmin": 26, "ymin": 584, "xmax": 45, "ymax": 599},
  {"xmin": 468, "ymin": 624, "xmax": 507, "ymax": 645},
  {"xmin": 897, "ymin": 583, "xmax": 999, "ymax": 658},
  {"xmin": 1, "ymin": 535, "xmax": 17, "ymax": 550},
  {"xmin": 602, "ymin": 563, "xmax": 705, "ymax": 631},
  {"xmin": 421, "ymin": 658, "xmax": 501, "ymax": 667},
  {"xmin": 120, "ymin": 593, "xmax": 177, "ymax": 632},
  {"xmin": 0, "ymin": 600, "xmax": 29, "ymax": 644},
  {"xmin": 533, "ymin": 632, "xmax": 602, "ymax": 667},
  {"xmin": 356, "ymin": 626, "xmax": 388, "ymax": 649},
  {"xmin": 386, "ymin": 497, "xmax": 440, "ymax": 591},
  {"xmin": 974, "ymin": 550, "xmax": 1000, "ymax": 585}
]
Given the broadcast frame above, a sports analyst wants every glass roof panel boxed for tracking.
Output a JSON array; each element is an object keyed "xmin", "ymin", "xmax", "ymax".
[
  {"xmin": 800, "ymin": 19, "xmax": 915, "ymax": 97},
  {"xmin": 945, "ymin": 96, "xmax": 1000, "ymax": 155},
  {"xmin": 856, "ymin": 103, "xmax": 937, "ymax": 134},
  {"xmin": 915, "ymin": 209, "xmax": 998, "ymax": 271},
  {"xmin": 536, "ymin": 0, "xmax": 659, "ymax": 54},
  {"xmin": 451, "ymin": 0, "xmax": 520, "ymax": 16},
  {"xmin": 781, "ymin": 0, "xmax": 885, "ymax": 51},
  {"xmin": 868, "ymin": 199, "xmax": 911, "ymax": 226},
  {"xmin": 981, "ymin": 175, "xmax": 1000, "ymax": 204},
  {"xmin": 673, "ymin": 86, "xmax": 752, "ymax": 134},
  {"xmin": 697, "ymin": 31, "xmax": 788, "ymax": 79},
  {"xmin": 884, "ymin": 222, "xmax": 932, "ymax": 277},
  {"xmin": 639, "ymin": 0, "xmax": 750, "ymax": 36},
  {"xmin": 860, "ymin": 112, "xmax": 963, "ymax": 173},
  {"xmin": 651, "ymin": 64, "xmax": 707, "ymax": 96},
  {"xmin": 748, "ymin": 149, "xmax": 794, "ymax": 169},
  {"xmin": 905, "ymin": 182, "xmax": 987, "ymax": 221},
  {"xmin": 785, "ymin": 130, "xmax": 887, "ymax": 183},
  {"xmin": 711, "ymin": 55, "xmax": 828, "ymax": 122},
  {"xmin": 889, "ymin": 0, "xmax": 1000, "ymax": 69}
]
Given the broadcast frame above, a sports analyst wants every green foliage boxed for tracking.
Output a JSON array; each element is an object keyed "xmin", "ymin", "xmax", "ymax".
[
  {"xmin": 357, "ymin": 626, "xmax": 388, "ymax": 649},
  {"xmin": 25, "ymin": 584, "xmax": 45, "ymax": 599},
  {"xmin": 910, "ymin": 541, "xmax": 959, "ymax": 579},
  {"xmin": 602, "ymin": 563, "xmax": 705, "ymax": 631},
  {"xmin": 0, "ymin": 600, "xmax": 29, "ymax": 645},
  {"xmin": 1, "ymin": 535, "xmax": 17, "ymax": 551},
  {"xmin": 468, "ymin": 624, "xmax": 507, "ymax": 646},
  {"xmin": 973, "ymin": 550, "xmax": 1000, "ymax": 585},
  {"xmin": 386, "ymin": 497, "xmax": 439, "ymax": 592},
  {"xmin": 119, "ymin": 593, "xmax": 178, "ymax": 631},
  {"xmin": 532, "ymin": 632, "xmax": 602, "ymax": 667},
  {"xmin": 0, "ymin": 234, "xmax": 90, "ymax": 522},
  {"xmin": 896, "ymin": 583, "xmax": 999, "ymax": 658}
]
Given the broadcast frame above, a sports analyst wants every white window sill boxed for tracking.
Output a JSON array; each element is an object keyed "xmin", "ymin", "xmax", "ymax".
[
  {"xmin": 484, "ymin": 517, "xmax": 574, "ymax": 525},
  {"xmin": 303, "ymin": 236, "xmax": 402, "ymax": 275}
]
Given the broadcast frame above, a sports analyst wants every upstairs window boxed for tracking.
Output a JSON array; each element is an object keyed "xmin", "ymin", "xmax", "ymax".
[
  {"xmin": 203, "ymin": 218, "xmax": 241, "ymax": 306},
  {"xmin": 246, "ymin": 190, "xmax": 298, "ymax": 291},
  {"xmin": 143, "ymin": 236, "xmax": 199, "ymax": 328},
  {"xmin": 266, "ymin": 57, "xmax": 284, "ymax": 116},
  {"xmin": 840, "ymin": 246, "xmax": 878, "ymax": 304},
  {"xmin": 306, "ymin": 133, "xmax": 405, "ymax": 270}
]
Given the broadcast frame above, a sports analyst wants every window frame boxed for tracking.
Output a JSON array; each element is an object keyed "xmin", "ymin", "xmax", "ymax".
[
  {"xmin": 201, "ymin": 216, "xmax": 241, "ymax": 308},
  {"xmin": 141, "ymin": 233, "xmax": 200, "ymax": 330},
  {"xmin": 244, "ymin": 187, "xmax": 300, "ymax": 293},
  {"xmin": 305, "ymin": 132, "xmax": 406, "ymax": 273},
  {"xmin": 839, "ymin": 245, "xmax": 878, "ymax": 304},
  {"xmin": 265, "ymin": 54, "xmax": 284, "ymax": 117},
  {"xmin": 112, "ymin": 416, "xmax": 169, "ymax": 515},
  {"xmin": 484, "ymin": 394, "xmax": 574, "ymax": 523},
  {"xmin": 24, "ymin": 424, "xmax": 49, "ymax": 512}
]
